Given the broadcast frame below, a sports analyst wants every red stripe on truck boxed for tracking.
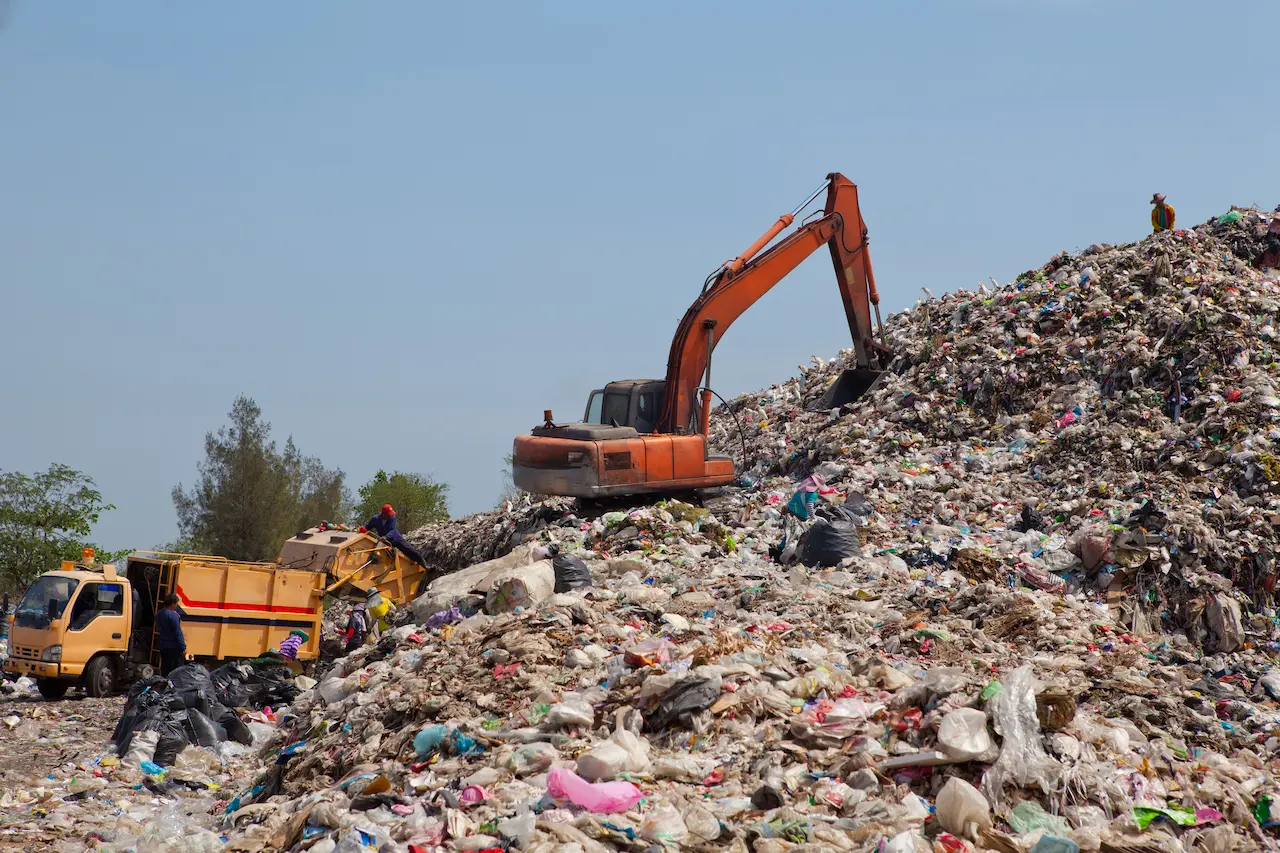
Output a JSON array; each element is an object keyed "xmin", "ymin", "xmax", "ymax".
[{"xmin": 175, "ymin": 585, "xmax": 315, "ymax": 615}]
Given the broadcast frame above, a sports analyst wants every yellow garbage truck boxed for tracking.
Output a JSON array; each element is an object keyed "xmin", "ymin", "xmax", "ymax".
[{"xmin": 3, "ymin": 527, "xmax": 430, "ymax": 699}]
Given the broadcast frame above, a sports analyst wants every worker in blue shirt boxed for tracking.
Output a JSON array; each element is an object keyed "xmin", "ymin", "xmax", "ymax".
[
  {"xmin": 156, "ymin": 593, "xmax": 186, "ymax": 675},
  {"xmin": 360, "ymin": 504, "xmax": 428, "ymax": 568}
]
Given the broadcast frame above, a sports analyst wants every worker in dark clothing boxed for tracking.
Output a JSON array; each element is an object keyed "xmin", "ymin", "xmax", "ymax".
[
  {"xmin": 156, "ymin": 594, "xmax": 186, "ymax": 676},
  {"xmin": 360, "ymin": 504, "xmax": 428, "ymax": 567},
  {"xmin": 1259, "ymin": 205, "xmax": 1280, "ymax": 270},
  {"xmin": 344, "ymin": 601, "xmax": 370, "ymax": 653}
]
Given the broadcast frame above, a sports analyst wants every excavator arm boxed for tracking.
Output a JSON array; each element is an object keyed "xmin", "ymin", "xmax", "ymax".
[{"xmin": 656, "ymin": 172, "xmax": 890, "ymax": 435}]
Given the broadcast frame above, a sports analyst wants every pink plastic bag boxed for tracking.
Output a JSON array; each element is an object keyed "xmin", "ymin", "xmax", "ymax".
[{"xmin": 546, "ymin": 767, "xmax": 642, "ymax": 813}]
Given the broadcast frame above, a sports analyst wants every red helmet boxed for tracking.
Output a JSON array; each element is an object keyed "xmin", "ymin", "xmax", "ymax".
[{"xmin": 381, "ymin": 504, "xmax": 395, "ymax": 516}]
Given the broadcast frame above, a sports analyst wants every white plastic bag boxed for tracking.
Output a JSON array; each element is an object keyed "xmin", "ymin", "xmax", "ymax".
[
  {"xmin": 122, "ymin": 730, "xmax": 158, "ymax": 768},
  {"xmin": 935, "ymin": 776, "xmax": 992, "ymax": 836},
  {"xmin": 937, "ymin": 708, "xmax": 998, "ymax": 762},
  {"xmin": 982, "ymin": 665, "xmax": 1061, "ymax": 805},
  {"xmin": 577, "ymin": 729, "xmax": 650, "ymax": 780},
  {"xmin": 640, "ymin": 802, "xmax": 689, "ymax": 844},
  {"xmin": 546, "ymin": 696, "xmax": 594, "ymax": 729}
]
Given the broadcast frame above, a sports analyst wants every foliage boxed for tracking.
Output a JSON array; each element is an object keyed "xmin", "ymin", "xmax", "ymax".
[
  {"xmin": 354, "ymin": 470, "xmax": 448, "ymax": 534},
  {"xmin": 149, "ymin": 535, "xmax": 200, "ymax": 555},
  {"xmin": 0, "ymin": 464, "xmax": 124, "ymax": 590},
  {"xmin": 172, "ymin": 396, "xmax": 350, "ymax": 561},
  {"xmin": 495, "ymin": 453, "xmax": 525, "ymax": 508}
]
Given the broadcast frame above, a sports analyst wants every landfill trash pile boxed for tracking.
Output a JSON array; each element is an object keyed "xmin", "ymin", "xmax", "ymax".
[
  {"xmin": 406, "ymin": 500, "xmax": 574, "ymax": 579},
  {"xmin": 712, "ymin": 207, "xmax": 1280, "ymax": 635},
  {"xmin": 207, "ymin": 210, "xmax": 1280, "ymax": 853},
  {"xmin": 0, "ymin": 658, "xmax": 303, "ymax": 853}
]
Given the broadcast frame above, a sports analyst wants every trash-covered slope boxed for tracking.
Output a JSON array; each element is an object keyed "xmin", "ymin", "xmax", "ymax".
[
  {"xmin": 713, "ymin": 207, "xmax": 1280, "ymax": 617},
  {"xmin": 218, "ymin": 208, "xmax": 1280, "ymax": 853}
]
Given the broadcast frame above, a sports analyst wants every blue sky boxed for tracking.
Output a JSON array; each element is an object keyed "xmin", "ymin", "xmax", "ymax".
[{"xmin": 1, "ymin": 1, "xmax": 1275, "ymax": 550}]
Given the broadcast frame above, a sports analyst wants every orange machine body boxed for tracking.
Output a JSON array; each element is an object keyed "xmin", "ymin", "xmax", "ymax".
[{"xmin": 513, "ymin": 172, "xmax": 890, "ymax": 499}]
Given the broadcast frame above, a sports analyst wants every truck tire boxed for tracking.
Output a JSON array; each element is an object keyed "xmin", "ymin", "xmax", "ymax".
[
  {"xmin": 36, "ymin": 679, "xmax": 69, "ymax": 700},
  {"xmin": 83, "ymin": 656, "xmax": 118, "ymax": 697}
]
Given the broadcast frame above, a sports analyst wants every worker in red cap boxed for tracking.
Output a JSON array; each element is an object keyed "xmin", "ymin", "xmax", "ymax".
[{"xmin": 360, "ymin": 503, "xmax": 428, "ymax": 568}]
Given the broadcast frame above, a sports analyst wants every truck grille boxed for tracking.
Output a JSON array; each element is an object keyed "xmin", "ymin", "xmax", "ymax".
[{"xmin": 13, "ymin": 646, "xmax": 38, "ymax": 659}]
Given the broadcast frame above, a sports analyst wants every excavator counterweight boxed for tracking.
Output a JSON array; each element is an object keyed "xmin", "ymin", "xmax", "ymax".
[{"xmin": 513, "ymin": 172, "xmax": 891, "ymax": 499}]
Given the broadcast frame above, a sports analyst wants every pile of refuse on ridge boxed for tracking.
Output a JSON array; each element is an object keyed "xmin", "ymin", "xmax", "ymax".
[{"xmin": 218, "ymin": 208, "xmax": 1280, "ymax": 853}]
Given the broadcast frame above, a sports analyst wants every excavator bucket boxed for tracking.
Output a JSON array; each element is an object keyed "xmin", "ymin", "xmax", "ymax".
[{"xmin": 818, "ymin": 368, "xmax": 885, "ymax": 410}]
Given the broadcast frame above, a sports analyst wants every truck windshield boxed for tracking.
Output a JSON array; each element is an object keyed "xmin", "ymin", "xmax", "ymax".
[{"xmin": 15, "ymin": 576, "xmax": 78, "ymax": 630}]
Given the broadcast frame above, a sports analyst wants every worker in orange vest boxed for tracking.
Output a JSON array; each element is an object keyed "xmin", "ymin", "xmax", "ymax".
[{"xmin": 1151, "ymin": 194, "xmax": 1176, "ymax": 232}]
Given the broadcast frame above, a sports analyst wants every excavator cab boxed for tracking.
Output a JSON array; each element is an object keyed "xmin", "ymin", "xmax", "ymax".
[{"xmin": 583, "ymin": 380, "xmax": 666, "ymax": 433}]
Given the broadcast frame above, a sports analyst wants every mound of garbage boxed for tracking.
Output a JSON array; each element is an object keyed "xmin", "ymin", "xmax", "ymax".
[{"xmin": 219, "ymin": 209, "xmax": 1280, "ymax": 853}]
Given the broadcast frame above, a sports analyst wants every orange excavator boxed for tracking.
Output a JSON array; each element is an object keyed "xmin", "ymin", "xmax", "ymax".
[{"xmin": 513, "ymin": 172, "xmax": 892, "ymax": 498}]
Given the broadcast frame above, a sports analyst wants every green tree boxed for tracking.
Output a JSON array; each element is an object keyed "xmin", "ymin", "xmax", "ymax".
[
  {"xmin": 172, "ymin": 395, "xmax": 350, "ymax": 561},
  {"xmin": 150, "ymin": 535, "xmax": 199, "ymax": 554},
  {"xmin": 354, "ymin": 470, "xmax": 448, "ymax": 534},
  {"xmin": 0, "ymin": 464, "xmax": 125, "ymax": 590}
]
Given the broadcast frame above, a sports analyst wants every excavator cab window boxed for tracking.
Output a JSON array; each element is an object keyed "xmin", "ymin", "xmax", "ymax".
[
  {"xmin": 584, "ymin": 390, "xmax": 604, "ymax": 425},
  {"xmin": 636, "ymin": 391, "xmax": 658, "ymax": 433},
  {"xmin": 602, "ymin": 391, "xmax": 630, "ymax": 427}
]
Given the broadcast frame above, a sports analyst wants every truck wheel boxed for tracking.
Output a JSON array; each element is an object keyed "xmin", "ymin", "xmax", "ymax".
[
  {"xmin": 83, "ymin": 656, "xmax": 118, "ymax": 697},
  {"xmin": 36, "ymin": 679, "xmax": 69, "ymax": 700}
]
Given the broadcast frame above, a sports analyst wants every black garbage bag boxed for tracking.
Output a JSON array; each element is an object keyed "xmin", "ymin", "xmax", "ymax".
[
  {"xmin": 798, "ymin": 518, "xmax": 861, "ymax": 568},
  {"xmin": 905, "ymin": 549, "xmax": 949, "ymax": 570},
  {"xmin": 139, "ymin": 709, "xmax": 190, "ymax": 767},
  {"xmin": 219, "ymin": 710, "xmax": 253, "ymax": 746},
  {"xmin": 821, "ymin": 492, "xmax": 873, "ymax": 525},
  {"xmin": 210, "ymin": 661, "xmax": 297, "ymax": 710},
  {"xmin": 113, "ymin": 689, "xmax": 169, "ymax": 754},
  {"xmin": 175, "ymin": 684, "xmax": 235, "ymax": 728},
  {"xmin": 112, "ymin": 679, "xmax": 167, "ymax": 748},
  {"xmin": 166, "ymin": 664, "xmax": 214, "ymax": 693},
  {"xmin": 552, "ymin": 553, "xmax": 593, "ymax": 593},
  {"xmin": 186, "ymin": 708, "xmax": 225, "ymax": 749},
  {"xmin": 645, "ymin": 674, "xmax": 722, "ymax": 730},
  {"xmin": 1013, "ymin": 504, "xmax": 1046, "ymax": 533},
  {"xmin": 153, "ymin": 733, "xmax": 186, "ymax": 767},
  {"xmin": 1127, "ymin": 500, "xmax": 1167, "ymax": 531},
  {"xmin": 209, "ymin": 662, "xmax": 255, "ymax": 708},
  {"xmin": 251, "ymin": 665, "xmax": 300, "ymax": 708}
]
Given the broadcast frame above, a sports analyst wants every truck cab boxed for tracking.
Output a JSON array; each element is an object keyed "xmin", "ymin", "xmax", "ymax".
[{"xmin": 4, "ymin": 560, "xmax": 154, "ymax": 699}]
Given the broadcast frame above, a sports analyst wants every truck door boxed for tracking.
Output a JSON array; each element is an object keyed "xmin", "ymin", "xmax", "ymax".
[{"xmin": 64, "ymin": 581, "xmax": 129, "ymax": 673}]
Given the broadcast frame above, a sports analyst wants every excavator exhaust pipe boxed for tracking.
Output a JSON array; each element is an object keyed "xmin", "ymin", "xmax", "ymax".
[{"xmin": 818, "ymin": 368, "xmax": 885, "ymax": 410}]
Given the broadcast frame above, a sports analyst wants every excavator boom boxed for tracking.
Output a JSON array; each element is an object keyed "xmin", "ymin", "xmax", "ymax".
[
  {"xmin": 513, "ymin": 172, "xmax": 890, "ymax": 499},
  {"xmin": 658, "ymin": 172, "xmax": 888, "ymax": 434}
]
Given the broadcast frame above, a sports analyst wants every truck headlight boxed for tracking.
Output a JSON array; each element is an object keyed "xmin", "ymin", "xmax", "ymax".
[
  {"xmin": 41, "ymin": 645, "xmax": 61, "ymax": 663},
  {"xmin": 567, "ymin": 451, "xmax": 585, "ymax": 465}
]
